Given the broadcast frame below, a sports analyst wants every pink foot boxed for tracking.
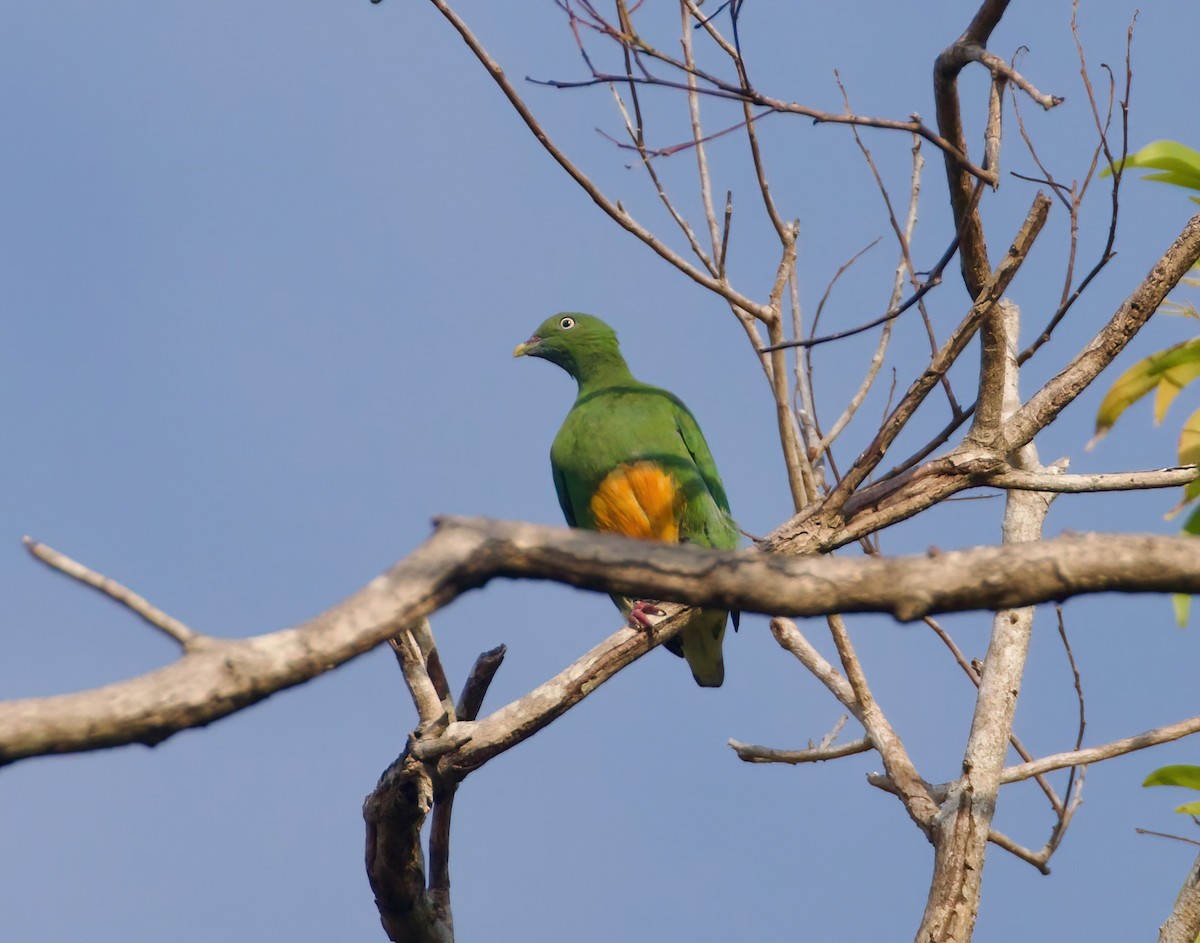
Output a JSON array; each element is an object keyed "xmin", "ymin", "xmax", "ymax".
[{"xmin": 628, "ymin": 600, "xmax": 666, "ymax": 628}]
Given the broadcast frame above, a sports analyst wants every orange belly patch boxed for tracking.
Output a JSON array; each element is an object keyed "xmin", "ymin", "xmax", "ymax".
[{"xmin": 589, "ymin": 461, "xmax": 681, "ymax": 543}]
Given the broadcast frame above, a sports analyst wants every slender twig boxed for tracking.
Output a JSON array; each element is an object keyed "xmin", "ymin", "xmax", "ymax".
[
  {"xmin": 680, "ymin": 0, "xmax": 722, "ymax": 262},
  {"xmin": 814, "ymin": 122, "xmax": 926, "ymax": 459},
  {"xmin": 427, "ymin": 0, "xmax": 772, "ymax": 319},
  {"xmin": 609, "ymin": 85, "xmax": 716, "ymax": 275},
  {"xmin": 761, "ymin": 234, "xmax": 960, "ymax": 353},
  {"xmin": 729, "ymin": 736, "xmax": 872, "ymax": 765},
  {"xmin": 536, "ymin": 54, "xmax": 995, "ymax": 184},
  {"xmin": 827, "ymin": 193, "xmax": 1050, "ymax": 505},
  {"xmin": 764, "ymin": 228, "xmax": 810, "ymax": 512},
  {"xmin": 809, "ymin": 238, "xmax": 882, "ymax": 341},
  {"xmin": 1036, "ymin": 605, "xmax": 1087, "ymax": 862},
  {"xmin": 1017, "ymin": 2, "xmax": 1132, "ymax": 365},
  {"xmin": 832, "ymin": 81, "xmax": 957, "ymax": 416},
  {"xmin": 1003, "ymin": 714, "xmax": 1200, "ymax": 784},
  {"xmin": 1004, "ymin": 214, "xmax": 1200, "ymax": 452},
  {"xmin": 923, "ymin": 615, "xmax": 1064, "ymax": 817},
  {"xmin": 23, "ymin": 536, "xmax": 206, "ymax": 652},
  {"xmin": 1139, "ymin": 830, "xmax": 1200, "ymax": 848}
]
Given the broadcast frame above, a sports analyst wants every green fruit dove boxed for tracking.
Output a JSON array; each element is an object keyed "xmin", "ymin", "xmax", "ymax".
[{"xmin": 514, "ymin": 313, "xmax": 739, "ymax": 687}]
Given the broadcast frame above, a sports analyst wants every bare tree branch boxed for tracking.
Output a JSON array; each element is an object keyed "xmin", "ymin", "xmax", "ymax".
[
  {"xmin": 391, "ymin": 622, "xmax": 448, "ymax": 729},
  {"xmin": 1004, "ymin": 213, "xmax": 1200, "ymax": 451},
  {"xmin": 364, "ymin": 751, "xmax": 451, "ymax": 943},
  {"xmin": 1160, "ymin": 853, "xmax": 1200, "ymax": 943},
  {"xmin": 23, "ymin": 536, "xmax": 207, "ymax": 652},
  {"xmin": 1002, "ymin": 715, "xmax": 1200, "ymax": 784},
  {"xmin": 729, "ymin": 736, "xmax": 872, "ymax": 765},
  {"xmin": 9, "ymin": 520, "xmax": 1200, "ymax": 767},
  {"xmin": 987, "ymin": 465, "xmax": 1198, "ymax": 492},
  {"xmin": 425, "ymin": 0, "xmax": 771, "ymax": 319},
  {"xmin": 365, "ymin": 642, "xmax": 506, "ymax": 943},
  {"xmin": 920, "ymin": 300, "xmax": 1048, "ymax": 940}
]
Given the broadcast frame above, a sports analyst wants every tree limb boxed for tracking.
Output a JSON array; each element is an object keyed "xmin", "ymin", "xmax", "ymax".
[{"xmin": 9, "ymin": 520, "xmax": 1200, "ymax": 767}]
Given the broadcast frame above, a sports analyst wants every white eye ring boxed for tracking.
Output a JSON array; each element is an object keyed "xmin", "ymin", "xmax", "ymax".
[{"xmin": 559, "ymin": 316, "xmax": 576, "ymax": 330}]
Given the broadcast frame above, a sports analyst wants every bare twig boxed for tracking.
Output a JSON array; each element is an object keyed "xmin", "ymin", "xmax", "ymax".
[
  {"xmin": 729, "ymin": 736, "xmax": 872, "ymax": 765},
  {"xmin": 426, "ymin": 0, "xmax": 771, "ymax": 319},
  {"xmin": 1002, "ymin": 715, "xmax": 1200, "ymax": 784},
  {"xmin": 1004, "ymin": 214, "xmax": 1200, "ymax": 452},
  {"xmin": 814, "ymin": 128, "xmax": 925, "ymax": 459},
  {"xmin": 1018, "ymin": 3, "xmax": 1133, "ymax": 364},
  {"xmin": 456, "ymin": 645, "xmax": 507, "ymax": 723},
  {"xmin": 828, "ymin": 193, "xmax": 1050, "ymax": 503},
  {"xmin": 23, "ymin": 536, "xmax": 206, "ymax": 652},
  {"xmin": 988, "ymin": 465, "xmax": 1199, "ymax": 493},
  {"xmin": 923, "ymin": 615, "xmax": 1065, "ymax": 817},
  {"xmin": 389, "ymin": 624, "xmax": 446, "ymax": 728},
  {"xmin": 825, "ymin": 612, "xmax": 939, "ymax": 829}
]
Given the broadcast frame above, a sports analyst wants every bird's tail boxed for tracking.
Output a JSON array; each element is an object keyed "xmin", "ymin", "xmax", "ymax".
[{"xmin": 679, "ymin": 608, "xmax": 727, "ymax": 688}]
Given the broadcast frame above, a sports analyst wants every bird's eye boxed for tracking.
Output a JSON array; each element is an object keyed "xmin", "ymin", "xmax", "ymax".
[{"xmin": 559, "ymin": 316, "xmax": 576, "ymax": 330}]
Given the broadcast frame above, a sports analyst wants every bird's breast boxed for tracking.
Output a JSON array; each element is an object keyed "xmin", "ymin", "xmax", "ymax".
[{"xmin": 588, "ymin": 461, "xmax": 681, "ymax": 543}]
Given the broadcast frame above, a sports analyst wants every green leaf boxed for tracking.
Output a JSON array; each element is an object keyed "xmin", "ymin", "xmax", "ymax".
[
  {"xmin": 1138, "ymin": 170, "xmax": 1200, "ymax": 190},
  {"xmin": 1180, "ymin": 408, "xmax": 1200, "ymax": 465},
  {"xmin": 1103, "ymin": 140, "xmax": 1200, "ymax": 194},
  {"xmin": 1093, "ymin": 339, "xmax": 1200, "ymax": 438},
  {"xmin": 1175, "ymin": 800, "xmax": 1200, "ymax": 815},
  {"xmin": 1156, "ymin": 363, "xmax": 1200, "ymax": 423},
  {"xmin": 1173, "ymin": 592, "xmax": 1191, "ymax": 627},
  {"xmin": 1144, "ymin": 765, "xmax": 1200, "ymax": 790}
]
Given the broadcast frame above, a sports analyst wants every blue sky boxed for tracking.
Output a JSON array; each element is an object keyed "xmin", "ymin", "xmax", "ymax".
[{"xmin": 3, "ymin": 2, "xmax": 1199, "ymax": 940}]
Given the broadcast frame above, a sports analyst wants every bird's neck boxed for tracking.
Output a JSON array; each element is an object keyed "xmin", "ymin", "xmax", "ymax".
[{"xmin": 573, "ymin": 350, "xmax": 636, "ymax": 396}]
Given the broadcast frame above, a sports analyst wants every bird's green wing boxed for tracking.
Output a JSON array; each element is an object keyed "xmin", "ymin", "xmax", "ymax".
[
  {"xmin": 672, "ymin": 400, "xmax": 733, "ymax": 519},
  {"xmin": 551, "ymin": 460, "xmax": 579, "ymax": 528}
]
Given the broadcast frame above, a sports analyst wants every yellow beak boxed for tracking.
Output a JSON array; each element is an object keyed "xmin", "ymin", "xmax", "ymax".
[{"xmin": 513, "ymin": 337, "xmax": 540, "ymax": 358}]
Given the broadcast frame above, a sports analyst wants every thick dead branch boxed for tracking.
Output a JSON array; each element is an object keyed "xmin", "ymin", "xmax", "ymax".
[
  {"xmin": 366, "ymin": 643, "xmax": 506, "ymax": 943},
  {"xmin": 1160, "ymin": 853, "xmax": 1200, "ymax": 943},
  {"xmin": 761, "ymin": 196, "xmax": 1049, "ymax": 555},
  {"xmin": 919, "ymin": 300, "xmax": 1047, "ymax": 941},
  {"xmin": 9, "ymin": 520, "xmax": 1200, "ymax": 766},
  {"xmin": 364, "ymin": 752, "xmax": 452, "ymax": 943},
  {"xmin": 763, "ymin": 207, "xmax": 1200, "ymax": 558}
]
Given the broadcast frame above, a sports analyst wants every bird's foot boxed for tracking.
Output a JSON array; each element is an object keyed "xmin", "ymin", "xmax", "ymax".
[{"xmin": 627, "ymin": 600, "xmax": 666, "ymax": 629}]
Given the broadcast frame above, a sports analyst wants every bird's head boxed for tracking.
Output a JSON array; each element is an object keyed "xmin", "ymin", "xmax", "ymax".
[{"xmin": 513, "ymin": 312, "xmax": 623, "ymax": 378}]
